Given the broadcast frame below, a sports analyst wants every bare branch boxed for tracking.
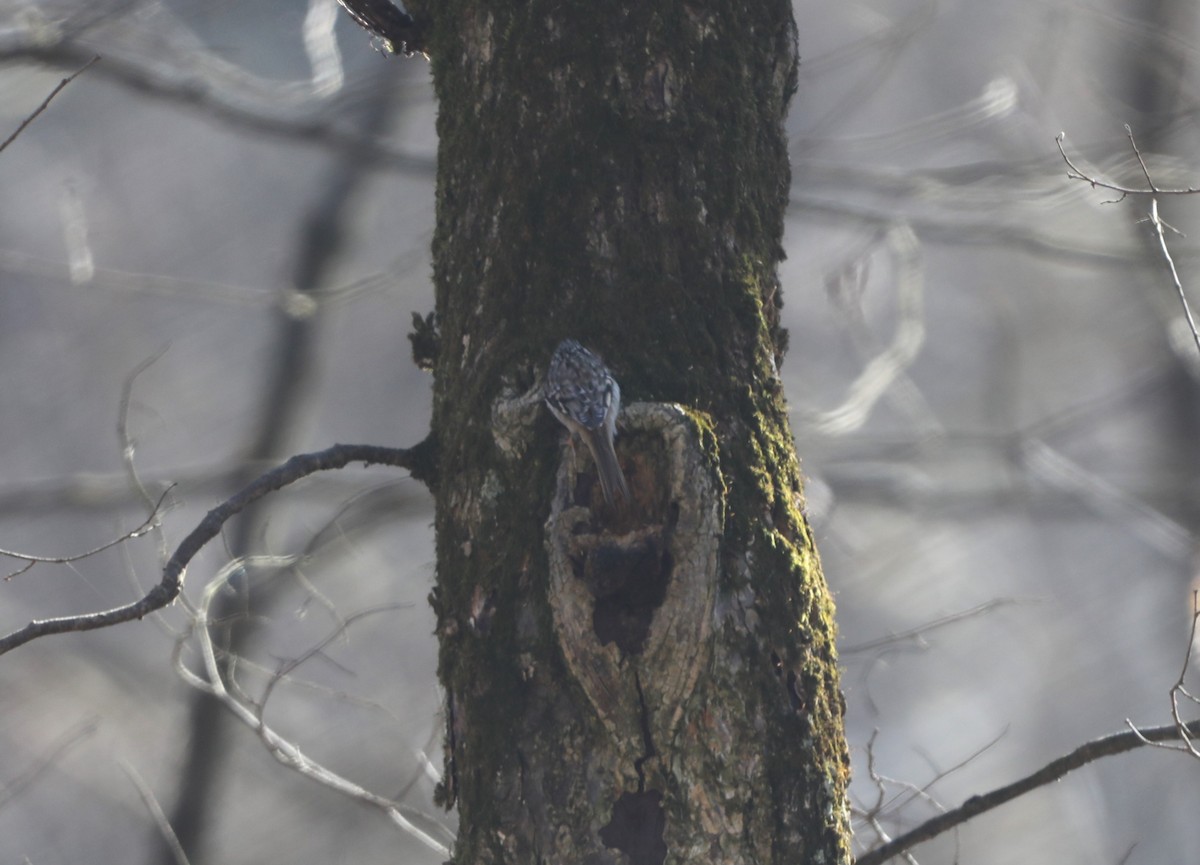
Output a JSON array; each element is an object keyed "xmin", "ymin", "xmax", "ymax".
[
  {"xmin": 0, "ymin": 55, "xmax": 98, "ymax": 155},
  {"xmin": 859, "ymin": 590, "xmax": 1200, "ymax": 865},
  {"xmin": 0, "ymin": 441, "xmax": 432, "ymax": 656},
  {"xmin": 186, "ymin": 555, "xmax": 452, "ymax": 855},
  {"xmin": 1055, "ymin": 133, "xmax": 1200, "ymax": 197},
  {"xmin": 854, "ymin": 718, "xmax": 1200, "ymax": 865}
]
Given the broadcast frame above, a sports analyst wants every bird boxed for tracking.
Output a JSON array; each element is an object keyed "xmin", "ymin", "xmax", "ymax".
[{"xmin": 544, "ymin": 339, "xmax": 630, "ymax": 505}]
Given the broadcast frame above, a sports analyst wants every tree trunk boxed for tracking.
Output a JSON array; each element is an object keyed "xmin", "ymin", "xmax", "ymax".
[{"xmin": 412, "ymin": 0, "xmax": 851, "ymax": 861}]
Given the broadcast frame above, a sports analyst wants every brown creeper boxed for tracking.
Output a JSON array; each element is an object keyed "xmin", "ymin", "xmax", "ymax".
[{"xmin": 545, "ymin": 339, "xmax": 630, "ymax": 505}]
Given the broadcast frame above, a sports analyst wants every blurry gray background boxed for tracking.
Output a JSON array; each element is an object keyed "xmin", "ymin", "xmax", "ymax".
[{"xmin": 1, "ymin": 0, "xmax": 1198, "ymax": 862}]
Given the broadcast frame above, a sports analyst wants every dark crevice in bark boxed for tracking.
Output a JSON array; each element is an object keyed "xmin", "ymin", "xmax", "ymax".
[
  {"xmin": 600, "ymin": 662, "xmax": 666, "ymax": 863},
  {"xmin": 588, "ymin": 534, "xmax": 669, "ymax": 655},
  {"xmin": 632, "ymin": 668, "xmax": 657, "ymax": 793},
  {"xmin": 598, "ymin": 790, "xmax": 667, "ymax": 865}
]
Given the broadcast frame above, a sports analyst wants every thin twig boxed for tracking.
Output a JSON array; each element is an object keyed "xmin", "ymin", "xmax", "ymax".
[
  {"xmin": 1115, "ymin": 843, "xmax": 1138, "ymax": 865},
  {"xmin": 909, "ymin": 725, "xmax": 1008, "ymax": 809},
  {"xmin": 1170, "ymin": 593, "xmax": 1200, "ymax": 758},
  {"xmin": 118, "ymin": 346, "xmax": 172, "ymax": 516},
  {"xmin": 258, "ymin": 602, "xmax": 412, "ymax": 717},
  {"xmin": 1125, "ymin": 124, "xmax": 1158, "ymax": 193},
  {"xmin": 1126, "ymin": 591, "xmax": 1200, "ymax": 760},
  {"xmin": 843, "ymin": 599, "xmax": 1037, "ymax": 654},
  {"xmin": 1055, "ymin": 133, "xmax": 1200, "ymax": 197},
  {"xmin": 1057, "ymin": 130, "xmax": 1200, "ymax": 358},
  {"xmin": 1146, "ymin": 196, "xmax": 1200, "ymax": 357},
  {"xmin": 1, "ymin": 486, "xmax": 176, "ymax": 579},
  {"xmin": 855, "ymin": 727, "xmax": 1009, "ymax": 864},
  {"xmin": 854, "ymin": 732, "xmax": 925, "ymax": 865},
  {"xmin": 115, "ymin": 348, "xmax": 199, "ymax": 632},
  {"xmin": 0, "ymin": 55, "xmax": 99, "ymax": 154}
]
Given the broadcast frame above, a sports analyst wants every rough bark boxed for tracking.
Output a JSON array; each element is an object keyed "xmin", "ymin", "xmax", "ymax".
[{"xmin": 413, "ymin": 0, "xmax": 852, "ymax": 862}]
